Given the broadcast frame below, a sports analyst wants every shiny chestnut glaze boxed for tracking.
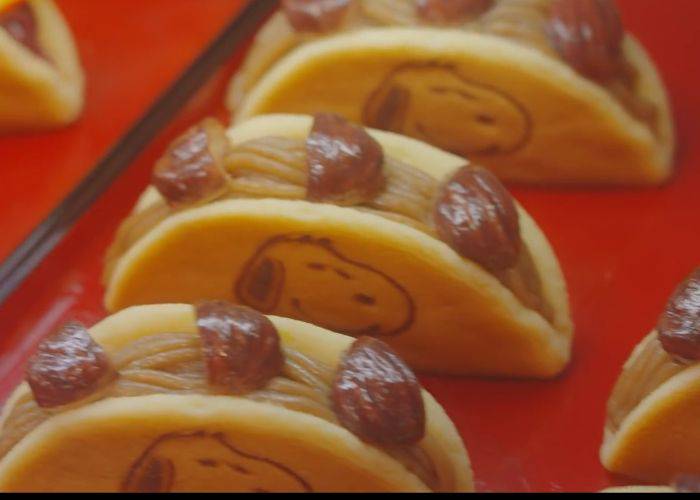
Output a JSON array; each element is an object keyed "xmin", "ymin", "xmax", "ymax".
[
  {"xmin": 434, "ymin": 165, "xmax": 520, "ymax": 272},
  {"xmin": 657, "ymin": 267, "xmax": 700, "ymax": 361},
  {"xmin": 152, "ymin": 120, "xmax": 229, "ymax": 208},
  {"xmin": 416, "ymin": 0, "xmax": 493, "ymax": 24},
  {"xmin": 331, "ymin": 337, "xmax": 425, "ymax": 446},
  {"xmin": 25, "ymin": 322, "xmax": 116, "ymax": 408},
  {"xmin": 548, "ymin": 0, "xmax": 624, "ymax": 81},
  {"xmin": 282, "ymin": 0, "xmax": 351, "ymax": 33},
  {"xmin": 0, "ymin": 2, "xmax": 43, "ymax": 58},
  {"xmin": 306, "ymin": 113, "xmax": 385, "ymax": 205},
  {"xmin": 196, "ymin": 301, "xmax": 284, "ymax": 394}
]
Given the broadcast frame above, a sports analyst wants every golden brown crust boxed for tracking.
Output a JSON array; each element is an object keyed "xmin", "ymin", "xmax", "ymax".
[
  {"xmin": 229, "ymin": 0, "xmax": 655, "ymax": 130},
  {"xmin": 0, "ymin": 306, "xmax": 474, "ymax": 492}
]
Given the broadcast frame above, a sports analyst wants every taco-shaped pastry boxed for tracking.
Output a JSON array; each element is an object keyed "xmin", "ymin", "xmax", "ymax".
[
  {"xmin": 0, "ymin": 302, "xmax": 473, "ymax": 492},
  {"xmin": 227, "ymin": 0, "xmax": 674, "ymax": 185},
  {"xmin": 103, "ymin": 113, "xmax": 572, "ymax": 378},
  {"xmin": 602, "ymin": 267, "xmax": 700, "ymax": 483},
  {"xmin": 0, "ymin": 0, "xmax": 84, "ymax": 132}
]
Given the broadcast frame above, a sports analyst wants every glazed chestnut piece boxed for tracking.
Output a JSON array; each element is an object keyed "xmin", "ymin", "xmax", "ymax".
[
  {"xmin": 152, "ymin": 119, "xmax": 230, "ymax": 208},
  {"xmin": 196, "ymin": 301, "xmax": 284, "ymax": 394},
  {"xmin": 306, "ymin": 113, "xmax": 385, "ymax": 205},
  {"xmin": 434, "ymin": 165, "xmax": 521, "ymax": 273},
  {"xmin": 282, "ymin": 0, "xmax": 352, "ymax": 33},
  {"xmin": 657, "ymin": 267, "xmax": 700, "ymax": 361},
  {"xmin": 26, "ymin": 322, "xmax": 117, "ymax": 408},
  {"xmin": 548, "ymin": 0, "xmax": 625, "ymax": 81},
  {"xmin": 0, "ymin": 2, "xmax": 43, "ymax": 58},
  {"xmin": 332, "ymin": 337, "xmax": 425, "ymax": 446},
  {"xmin": 417, "ymin": 0, "xmax": 493, "ymax": 24}
]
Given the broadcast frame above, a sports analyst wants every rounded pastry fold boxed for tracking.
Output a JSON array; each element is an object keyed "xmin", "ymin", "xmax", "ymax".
[
  {"xmin": 602, "ymin": 268, "xmax": 700, "ymax": 483},
  {"xmin": 0, "ymin": 0, "xmax": 84, "ymax": 131},
  {"xmin": 227, "ymin": 0, "xmax": 673, "ymax": 185},
  {"xmin": 0, "ymin": 302, "xmax": 473, "ymax": 492},
  {"xmin": 103, "ymin": 113, "xmax": 572, "ymax": 378}
]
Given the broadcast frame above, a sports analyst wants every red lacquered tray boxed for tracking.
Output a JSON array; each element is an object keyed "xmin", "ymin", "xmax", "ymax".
[
  {"xmin": 0, "ymin": 0, "xmax": 698, "ymax": 493},
  {"xmin": 0, "ymin": 0, "xmax": 248, "ymax": 264}
]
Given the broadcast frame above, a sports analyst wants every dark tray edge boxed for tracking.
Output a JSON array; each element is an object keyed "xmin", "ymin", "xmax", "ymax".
[{"xmin": 0, "ymin": 0, "xmax": 279, "ymax": 306}]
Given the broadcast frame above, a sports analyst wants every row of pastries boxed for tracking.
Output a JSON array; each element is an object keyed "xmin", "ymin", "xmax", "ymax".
[{"xmin": 0, "ymin": 0, "xmax": 697, "ymax": 493}]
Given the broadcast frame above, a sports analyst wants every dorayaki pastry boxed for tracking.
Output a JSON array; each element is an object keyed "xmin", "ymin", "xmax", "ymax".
[
  {"xmin": 227, "ymin": 0, "xmax": 674, "ymax": 185},
  {"xmin": 0, "ymin": 0, "xmax": 84, "ymax": 132},
  {"xmin": 602, "ymin": 267, "xmax": 700, "ymax": 483},
  {"xmin": 103, "ymin": 113, "xmax": 572, "ymax": 378},
  {"xmin": 0, "ymin": 302, "xmax": 473, "ymax": 492}
]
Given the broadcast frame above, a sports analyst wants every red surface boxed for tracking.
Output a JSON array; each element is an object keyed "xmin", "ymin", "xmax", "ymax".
[
  {"xmin": 0, "ymin": 0, "xmax": 246, "ymax": 262},
  {"xmin": 0, "ymin": 0, "xmax": 698, "ymax": 493}
]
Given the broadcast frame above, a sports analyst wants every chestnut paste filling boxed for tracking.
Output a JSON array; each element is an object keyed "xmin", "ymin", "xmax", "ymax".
[
  {"xmin": 242, "ymin": 0, "xmax": 656, "ymax": 131},
  {"xmin": 108, "ymin": 116, "xmax": 554, "ymax": 323},
  {"xmin": 0, "ymin": 304, "xmax": 444, "ymax": 491},
  {"xmin": 606, "ymin": 268, "xmax": 700, "ymax": 437},
  {"xmin": 605, "ymin": 334, "xmax": 687, "ymax": 436}
]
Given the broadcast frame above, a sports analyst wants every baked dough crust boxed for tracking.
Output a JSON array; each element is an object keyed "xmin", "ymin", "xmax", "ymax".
[
  {"xmin": 0, "ymin": 0, "xmax": 84, "ymax": 132},
  {"xmin": 104, "ymin": 115, "xmax": 573, "ymax": 378},
  {"xmin": 229, "ymin": 10, "xmax": 673, "ymax": 185},
  {"xmin": 602, "ymin": 331, "xmax": 700, "ymax": 483},
  {"xmin": 0, "ymin": 304, "xmax": 473, "ymax": 492}
]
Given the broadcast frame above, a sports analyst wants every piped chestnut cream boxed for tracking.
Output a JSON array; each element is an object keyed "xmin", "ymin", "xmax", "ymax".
[
  {"xmin": 105, "ymin": 114, "xmax": 554, "ymax": 323},
  {"xmin": 249, "ymin": 0, "xmax": 657, "ymax": 130},
  {"xmin": 0, "ymin": 302, "xmax": 445, "ymax": 490},
  {"xmin": 606, "ymin": 268, "xmax": 700, "ymax": 436}
]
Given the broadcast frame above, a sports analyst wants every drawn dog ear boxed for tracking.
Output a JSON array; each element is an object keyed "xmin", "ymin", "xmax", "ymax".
[
  {"xmin": 123, "ymin": 455, "xmax": 175, "ymax": 493},
  {"xmin": 363, "ymin": 83, "xmax": 411, "ymax": 132},
  {"xmin": 235, "ymin": 256, "xmax": 286, "ymax": 313}
]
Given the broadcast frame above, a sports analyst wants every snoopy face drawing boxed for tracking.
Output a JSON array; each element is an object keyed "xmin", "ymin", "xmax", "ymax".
[
  {"xmin": 235, "ymin": 235, "xmax": 415, "ymax": 337},
  {"xmin": 122, "ymin": 431, "xmax": 311, "ymax": 492},
  {"xmin": 363, "ymin": 62, "xmax": 532, "ymax": 157}
]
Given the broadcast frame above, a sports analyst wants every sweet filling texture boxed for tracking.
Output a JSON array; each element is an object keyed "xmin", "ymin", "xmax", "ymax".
[
  {"xmin": 607, "ymin": 268, "xmax": 700, "ymax": 438},
  {"xmin": 0, "ymin": 332, "xmax": 440, "ymax": 490},
  {"xmin": 107, "ymin": 135, "xmax": 553, "ymax": 322},
  {"xmin": 605, "ymin": 334, "xmax": 687, "ymax": 436},
  {"xmin": 234, "ymin": 0, "xmax": 657, "ymax": 130}
]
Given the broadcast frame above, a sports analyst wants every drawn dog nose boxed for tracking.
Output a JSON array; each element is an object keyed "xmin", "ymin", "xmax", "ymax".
[
  {"xmin": 236, "ymin": 257, "xmax": 285, "ymax": 312},
  {"xmin": 123, "ymin": 456, "xmax": 175, "ymax": 493},
  {"xmin": 364, "ymin": 84, "xmax": 411, "ymax": 131}
]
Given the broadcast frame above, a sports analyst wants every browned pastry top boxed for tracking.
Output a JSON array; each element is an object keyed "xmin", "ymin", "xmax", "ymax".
[
  {"xmin": 606, "ymin": 267, "xmax": 700, "ymax": 436},
  {"xmin": 271, "ymin": 0, "xmax": 657, "ymax": 130},
  {"xmin": 1, "ymin": 302, "xmax": 443, "ymax": 490},
  {"xmin": 108, "ymin": 115, "xmax": 554, "ymax": 322}
]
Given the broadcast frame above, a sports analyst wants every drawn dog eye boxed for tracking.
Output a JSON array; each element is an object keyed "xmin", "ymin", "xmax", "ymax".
[
  {"xmin": 306, "ymin": 262, "xmax": 327, "ymax": 271},
  {"xmin": 334, "ymin": 268, "xmax": 352, "ymax": 280},
  {"xmin": 476, "ymin": 114, "xmax": 495, "ymax": 124},
  {"xmin": 197, "ymin": 458, "xmax": 219, "ymax": 467}
]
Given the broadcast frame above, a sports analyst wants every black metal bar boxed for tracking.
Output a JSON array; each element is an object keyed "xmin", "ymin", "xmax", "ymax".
[{"xmin": 0, "ymin": 0, "xmax": 278, "ymax": 305}]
